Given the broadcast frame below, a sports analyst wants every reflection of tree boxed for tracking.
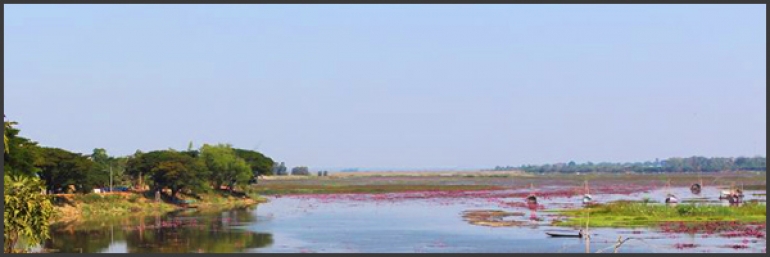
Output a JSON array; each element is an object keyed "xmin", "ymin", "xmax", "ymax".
[
  {"xmin": 45, "ymin": 228, "xmax": 117, "ymax": 253},
  {"xmin": 45, "ymin": 207, "xmax": 271, "ymax": 253},
  {"xmin": 124, "ymin": 228, "xmax": 272, "ymax": 253}
]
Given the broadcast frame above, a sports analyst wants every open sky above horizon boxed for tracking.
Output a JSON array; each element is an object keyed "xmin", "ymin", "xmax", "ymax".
[{"xmin": 4, "ymin": 4, "xmax": 766, "ymax": 171}]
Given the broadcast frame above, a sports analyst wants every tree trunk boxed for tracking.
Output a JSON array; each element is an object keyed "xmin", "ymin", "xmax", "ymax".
[{"xmin": 5, "ymin": 232, "xmax": 17, "ymax": 253}]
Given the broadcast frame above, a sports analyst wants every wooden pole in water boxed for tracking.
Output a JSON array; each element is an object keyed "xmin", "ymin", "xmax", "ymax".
[
  {"xmin": 614, "ymin": 236, "xmax": 622, "ymax": 253},
  {"xmin": 585, "ymin": 209, "xmax": 590, "ymax": 253}
]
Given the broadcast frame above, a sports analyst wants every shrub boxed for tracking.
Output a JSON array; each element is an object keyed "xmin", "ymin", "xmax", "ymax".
[{"xmin": 78, "ymin": 194, "xmax": 104, "ymax": 204}]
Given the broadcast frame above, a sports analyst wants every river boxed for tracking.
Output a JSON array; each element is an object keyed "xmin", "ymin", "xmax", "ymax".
[{"xmin": 43, "ymin": 186, "xmax": 765, "ymax": 253}]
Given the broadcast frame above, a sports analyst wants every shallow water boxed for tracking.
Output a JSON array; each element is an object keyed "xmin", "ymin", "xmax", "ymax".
[{"xmin": 43, "ymin": 186, "xmax": 765, "ymax": 253}]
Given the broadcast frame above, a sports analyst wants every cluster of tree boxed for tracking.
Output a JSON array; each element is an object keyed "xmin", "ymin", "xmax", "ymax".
[
  {"xmin": 507, "ymin": 156, "xmax": 767, "ymax": 174},
  {"xmin": 291, "ymin": 166, "xmax": 310, "ymax": 176},
  {"xmin": 272, "ymin": 162, "xmax": 288, "ymax": 176},
  {"xmin": 233, "ymin": 149, "xmax": 275, "ymax": 176},
  {"xmin": 3, "ymin": 115, "xmax": 277, "ymax": 253},
  {"xmin": 125, "ymin": 144, "xmax": 275, "ymax": 197},
  {"xmin": 317, "ymin": 171, "xmax": 329, "ymax": 176},
  {"xmin": 13, "ymin": 143, "xmax": 277, "ymax": 197}
]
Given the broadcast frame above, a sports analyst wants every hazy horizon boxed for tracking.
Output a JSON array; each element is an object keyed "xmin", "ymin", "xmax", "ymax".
[{"xmin": 4, "ymin": 5, "xmax": 766, "ymax": 170}]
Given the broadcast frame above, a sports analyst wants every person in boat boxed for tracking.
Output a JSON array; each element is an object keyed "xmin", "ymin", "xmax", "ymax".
[
  {"xmin": 728, "ymin": 190, "xmax": 744, "ymax": 205},
  {"xmin": 690, "ymin": 183, "xmax": 702, "ymax": 195},
  {"xmin": 665, "ymin": 194, "xmax": 678, "ymax": 204},
  {"xmin": 582, "ymin": 194, "xmax": 593, "ymax": 205},
  {"xmin": 526, "ymin": 195, "xmax": 538, "ymax": 204},
  {"xmin": 735, "ymin": 189, "xmax": 744, "ymax": 199}
]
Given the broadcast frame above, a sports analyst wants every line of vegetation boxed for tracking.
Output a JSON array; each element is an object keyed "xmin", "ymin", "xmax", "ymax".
[
  {"xmin": 553, "ymin": 201, "xmax": 767, "ymax": 228},
  {"xmin": 53, "ymin": 190, "xmax": 267, "ymax": 223},
  {"xmin": 494, "ymin": 156, "xmax": 766, "ymax": 173},
  {"xmin": 4, "ymin": 115, "xmax": 275, "ymax": 253},
  {"xmin": 251, "ymin": 184, "xmax": 504, "ymax": 195}
]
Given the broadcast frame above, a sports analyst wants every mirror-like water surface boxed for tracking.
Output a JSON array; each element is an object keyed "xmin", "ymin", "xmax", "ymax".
[{"xmin": 44, "ymin": 186, "xmax": 765, "ymax": 253}]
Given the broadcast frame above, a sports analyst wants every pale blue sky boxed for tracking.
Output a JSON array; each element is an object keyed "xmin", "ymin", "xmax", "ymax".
[{"xmin": 4, "ymin": 4, "xmax": 766, "ymax": 170}]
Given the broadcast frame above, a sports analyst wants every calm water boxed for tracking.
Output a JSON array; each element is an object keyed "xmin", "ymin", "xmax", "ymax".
[{"xmin": 43, "ymin": 186, "xmax": 765, "ymax": 253}]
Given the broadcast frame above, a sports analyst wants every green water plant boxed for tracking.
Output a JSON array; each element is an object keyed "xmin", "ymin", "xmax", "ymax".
[{"xmin": 554, "ymin": 201, "xmax": 766, "ymax": 227}]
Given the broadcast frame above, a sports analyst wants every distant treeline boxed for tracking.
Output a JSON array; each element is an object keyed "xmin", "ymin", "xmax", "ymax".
[{"xmin": 494, "ymin": 156, "xmax": 766, "ymax": 173}]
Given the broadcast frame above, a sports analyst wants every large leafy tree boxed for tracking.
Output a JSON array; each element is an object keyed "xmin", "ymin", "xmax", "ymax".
[
  {"xmin": 35, "ymin": 147, "xmax": 101, "ymax": 193},
  {"xmin": 90, "ymin": 148, "xmax": 131, "ymax": 188},
  {"xmin": 126, "ymin": 150, "xmax": 209, "ymax": 197},
  {"xmin": 200, "ymin": 144, "xmax": 252, "ymax": 191},
  {"xmin": 233, "ymin": 148, "xmax": 275, "ymax": 176},
  {"xmin": 3, "ymin": 124, "xmax": 41, "ymax": 177}
]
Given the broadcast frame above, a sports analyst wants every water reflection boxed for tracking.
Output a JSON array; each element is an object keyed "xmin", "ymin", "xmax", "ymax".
[{"xmin": 45, "ymin": 207, "xmax": 273, "ymax": 253}]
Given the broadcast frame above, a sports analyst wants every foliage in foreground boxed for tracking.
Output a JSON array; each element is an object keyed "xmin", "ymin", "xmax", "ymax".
[
  {"xmin": 4, "ymin": 117, "xmax": 55, "ymax": 253},
  {"xmin": 4, "ymin": 175, "xmax": 54, "ymax": 253}
]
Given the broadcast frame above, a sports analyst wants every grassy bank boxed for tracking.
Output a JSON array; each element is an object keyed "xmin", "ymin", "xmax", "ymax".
[
  {"xmin": 553, "ymin": 201, "xmax": 766, "ymax": 227},
  {"xmin": 251, "ymin": 184, "xmax": 504, "ymax": 195},
  {"xmin": 52, "ymin": 191, "xmax": 267, "ymax": 224}
]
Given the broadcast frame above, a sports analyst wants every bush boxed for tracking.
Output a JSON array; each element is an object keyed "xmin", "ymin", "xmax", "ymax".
[
  {"xmin": 78, "ymin": 194, "xmax": 104, "ymax": 204},
  {"xmin": 677, "ymin": 205, "xmax": 696, "ymax": 216},
  {"xmin": 128, "ymin": 194, "xmax": 141, "ymax": 203}
]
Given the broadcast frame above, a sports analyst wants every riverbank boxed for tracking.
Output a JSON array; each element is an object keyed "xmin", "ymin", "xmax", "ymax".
[{"xmin": 51, "ymin": 191, "xmax": 267, "ymax": 224}]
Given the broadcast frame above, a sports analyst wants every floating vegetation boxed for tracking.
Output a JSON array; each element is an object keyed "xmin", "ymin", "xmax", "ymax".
[
  {"xmin": 461, "ymin": 210, "xmax": 527, "ymax": 227},
  {"xmin": 554, "ymin": 201, "xmax": 766, "ymax": 227}
]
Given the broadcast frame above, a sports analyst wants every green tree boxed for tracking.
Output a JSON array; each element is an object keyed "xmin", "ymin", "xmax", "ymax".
[
  {"xmin": 126, "ymin": 150, "xmax": 209, "ymax": 197},
  {"xmin": 233, "ymin": 148, "xmax": 275, "ymax": 176},
  {"xmin": 3, "ymin": 119, "xmax": 54, "ymax": 253},
  {"xmin": 36, "ymin": 147, "xmax": 101, "ymax": 193},
  {"xmin": 291, "ymin": 166, "xmax": 310, "ymax": 176},
  {"xmin": 90, "ymin": 148, "xmax": 131, "ymax": 189},
  {"xmin": 200, "ymin": 144, "xmax": 252, "ymax": 191},
  {"xmin": 3, "ymin": 125, "xmax": 41, "ymax": 177}
]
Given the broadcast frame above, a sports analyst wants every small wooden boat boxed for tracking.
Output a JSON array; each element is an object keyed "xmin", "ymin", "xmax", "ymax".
[
  {"xmin": 719, "ymin": 190, "xmax": 732, "ymax": 200},
  {"xmin": 546, "ymin": 231, "xmax": 583, "ymax": 238}
]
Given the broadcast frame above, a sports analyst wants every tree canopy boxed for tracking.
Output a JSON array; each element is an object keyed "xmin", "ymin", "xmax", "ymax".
[
  {"xmin": 232, "ymin": 148, "xmax": 275, "ymax": 176},
  {"xmin": 3, "ymin": 125, "xmax": 41, "ymax": 178},
  {"xmin": 126, "ymin": 150, "xmax": 210, "ymax": 197},
  {"xmin": 200, "ymin": 144, "xmax": 252, "ymax": 190},
  {"xmin": 35, "ymin": 147, "xmax": 101, "ymax": 193}
]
